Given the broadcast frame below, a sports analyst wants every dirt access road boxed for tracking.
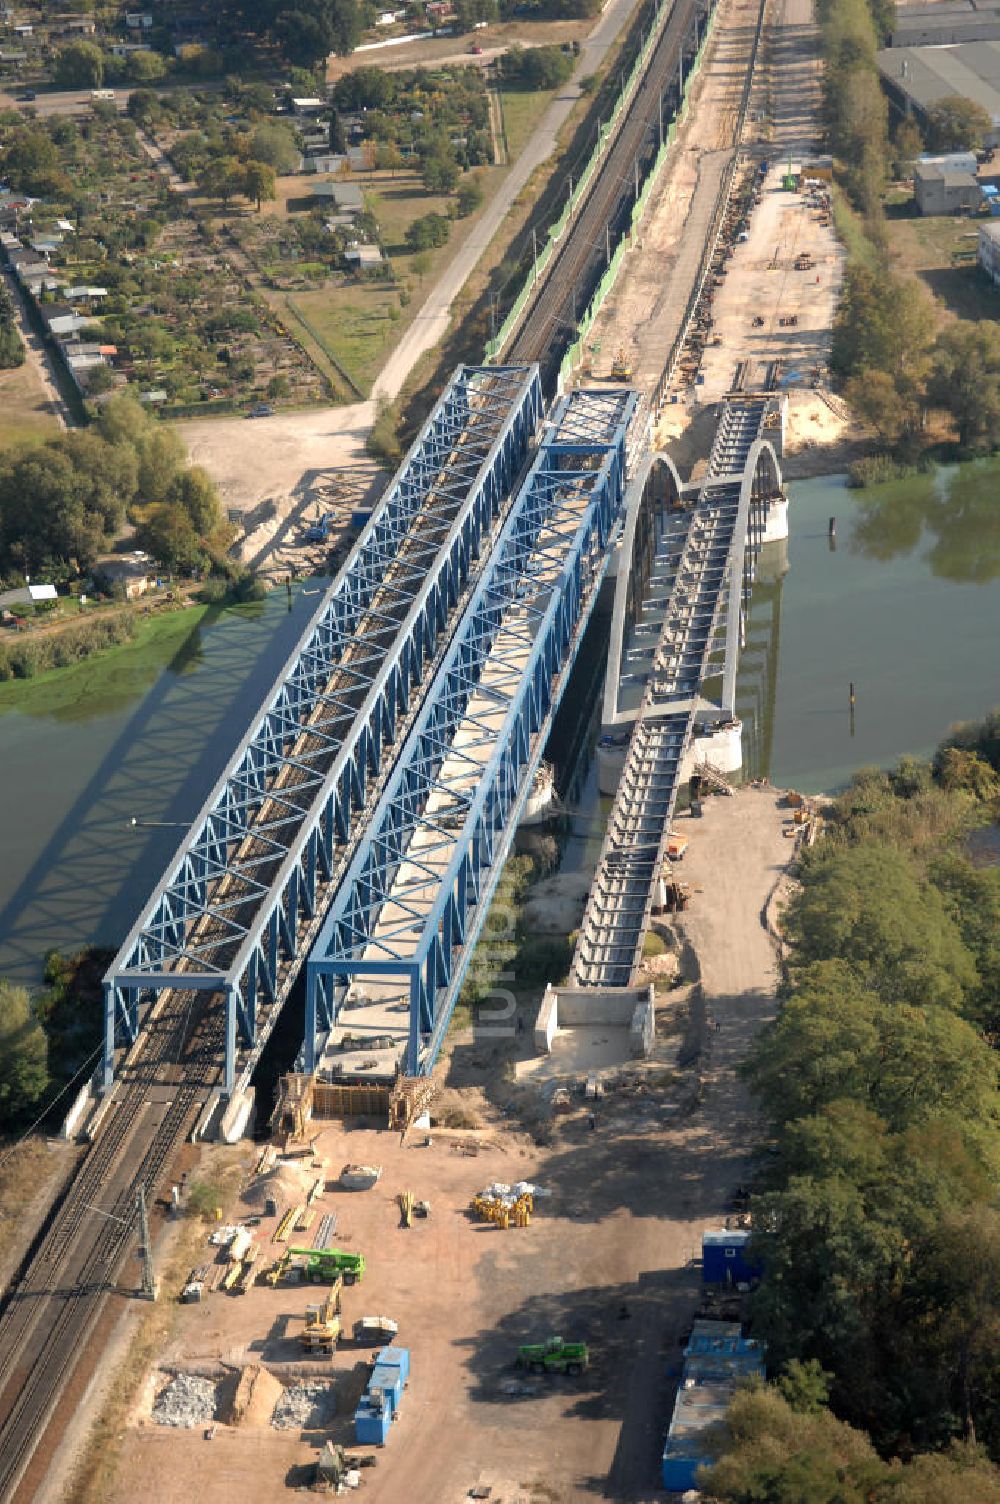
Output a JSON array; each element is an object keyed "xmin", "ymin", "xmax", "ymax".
[
  {"xmin": 99, "ymin": 789, "xmax": 791, "ymax": 1504},
  {"xmin": 173, "ymin": 0, "xmax": 646, "ymax": 571}
]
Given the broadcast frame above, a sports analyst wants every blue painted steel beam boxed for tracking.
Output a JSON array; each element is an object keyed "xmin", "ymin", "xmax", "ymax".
[
  {"xmin": 102, "ymin": 364, "xmax": 543, "ymax": 1094},
  {"xmin": 305, "ymin": 388, "xmax": 636, "ymax": 1075}
]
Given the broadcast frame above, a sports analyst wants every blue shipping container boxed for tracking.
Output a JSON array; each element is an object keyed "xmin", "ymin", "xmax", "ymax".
[
  {"xmin": 355, "ymin": 1395, "xmax": 391, "ymax": 1446},
  {"xmin": 376, "ymin": 1345, "xmax": 410, "ymax": 1384},
  {"xmin": 370, "ymin": 1363, "xmax": 403, "ymax": 1414},
  {"xmin": 702, "ymin": 1229, "xmax": 758, "ymax": 1286}
]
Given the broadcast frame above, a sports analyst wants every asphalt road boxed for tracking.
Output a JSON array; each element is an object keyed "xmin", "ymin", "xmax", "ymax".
[{"xmin": 372, "ymin": 0, "xmax": 646, "ymax": 402}]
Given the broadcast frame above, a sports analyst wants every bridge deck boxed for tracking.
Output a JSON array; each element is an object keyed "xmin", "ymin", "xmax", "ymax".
[
  {"xmin": 573, "ymin": 397, "xmax": 777, "ymax": 988},
  {"xmin": 306, "ymin": 389, "xmax": 635, "ymax": 1076}
]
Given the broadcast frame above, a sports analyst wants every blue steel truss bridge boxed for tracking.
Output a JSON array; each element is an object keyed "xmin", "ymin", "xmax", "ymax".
[{"xmin": 102, "ymin": 364, "xmax": 543, "ymax": 1104}]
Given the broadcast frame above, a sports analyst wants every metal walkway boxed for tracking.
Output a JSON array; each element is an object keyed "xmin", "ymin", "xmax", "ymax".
[
  {"xmin": 572, "ymin": 397, "xmax": 780, "ymax": 988},
  {"xmin": 102, "ymin": 365, "xmax": 543, "ymax": 1094},
  {"xmin": 305, "ymin": 389, "xmax": 636, "ymax": 1076}
]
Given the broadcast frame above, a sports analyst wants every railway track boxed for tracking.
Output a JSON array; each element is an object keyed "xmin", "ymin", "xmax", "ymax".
[{"xmin": 509, "ymin": 0, "xmax": 700, "ymax": 385}]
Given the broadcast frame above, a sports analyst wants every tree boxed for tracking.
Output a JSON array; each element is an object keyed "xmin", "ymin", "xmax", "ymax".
[
  {"xmin": 95, "ymin": 393, "xmax": 184, "ymax": 501},
  {"xmin": 0, "ymin": 982, "xmax": 48, "ymax": 1126},
  {"xmin": 929, "ymin": 321, "xmax": 1000, "ymax": 454},
  {"xmin": 165, "ymin": 465, "xmax": 223, "ymax": 536},
  {"xmin": 329, "ymin": 108, "xmax": 348, "ymax": 152},
  {"xmin": 1, "ymin": 128, "xmax": 71, "ymax": 197},
  {"xmin": 781, "ymin": 842, "xmax": 978, "ymax": 1011},
  {"xmin": 241, "ymin": 158, "xmax": 276, "ymax": 209},
  {"xmin": 333, "ymin": 65, "xmax": 397, "ymax": 111},
  {"xmin": 700, "ymin": 1384, "xmax": 1000, "ymax": 1503},
  {"xmin": 893, "ymin": 115, "xmax": 924, "ymax": 175},
  {"xmin": 844, "ymin": 366, "xmax": 920, "ymax": 449},
  {"xmin": 375, "ymin": 140, "xmax": 403, "ymax": 175},
  {"xmin": 127, "ymin": 88, "xmax": 162, "ymax": 125},
  {"xmin": 125, "ymin": 50, "xmax": 167, "ymax": 84},
  {"xmin": 405, "ymin": 212, "xmax": 450, "ymax": 251},
  {"xmin": 54, "ymin": 41, "xmax": 105, "ymax": 89},
  {"xmin": 456, "ymin": 176, "xmax": 484, "ymax": 217},
  {"xmin": 138, "ymin": 502, "xmax": 207, "ymax": 574},
  {"xmin": 422, "ymin": 150, "xmax": 460, "ymax": 194},
  {"xmin": 275, "ymin": 9, "xmax": 335, "ymax": 65},
  {"xmin": 499, "ymin": 44, "xmax": 574, "ymax": 90},
  {"xmin": 928, "ymin": 94, "xmax": 994, "ymax": 152},
  {"xmin": 248, "ymin": 122, "xmax": 300, "ymax": 174}
]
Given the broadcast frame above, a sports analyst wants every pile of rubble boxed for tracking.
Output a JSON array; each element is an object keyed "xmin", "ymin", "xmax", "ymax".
[
  {"xmin": 151, "ymin": 1374, "xmax": 218, "ymax": 1428},
  {"xmin": 270, "ymin": 1380, "xmax": 337, "ymax": 1430}
]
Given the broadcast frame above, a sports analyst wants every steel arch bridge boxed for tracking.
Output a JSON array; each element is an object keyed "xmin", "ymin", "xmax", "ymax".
[{"xmin": 573, "ymin": 397, "xmax": 785, "ymax": 989}]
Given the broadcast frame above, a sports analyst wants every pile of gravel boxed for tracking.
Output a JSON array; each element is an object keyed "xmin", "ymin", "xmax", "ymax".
[
  {"xmin": 152, "ymin": 1374, "xmax": 218, "ymax": 1428},
  {"xmin": 270, "ymin": 1380, "xmax": 336, "ymax": 1431}
]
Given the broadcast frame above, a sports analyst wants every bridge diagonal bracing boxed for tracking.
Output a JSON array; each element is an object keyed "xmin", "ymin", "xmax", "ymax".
[
  {"xmin": 305, "ymin": 388, "xmax": 636, "ymax": 1077},
  {"xmin": 103, "ymin": 363, "xmax": 543, "ymax": 1094}
]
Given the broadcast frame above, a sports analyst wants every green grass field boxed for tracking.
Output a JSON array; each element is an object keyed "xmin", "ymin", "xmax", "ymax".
[
  {"xmin": 0, "ymin": 356, "xmax": 62, "ymax": 454},
  {"xmin": 0, "ymin": 605, "xmax": 208, "ymax": 721}
]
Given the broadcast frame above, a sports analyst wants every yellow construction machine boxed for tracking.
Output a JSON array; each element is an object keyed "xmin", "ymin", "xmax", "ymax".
[
  {"xmin": 299, "ymin": 1280, "xmax": 343, "ymax": 1354},
  {"xmin": 610, "ymin": 346, "xmax": 633, "ymax": 381}
]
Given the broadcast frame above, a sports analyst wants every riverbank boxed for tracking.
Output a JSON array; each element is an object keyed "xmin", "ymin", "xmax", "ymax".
[{"xmin": 0, "ymin": 603, "xmax": 211, "ymax": 720}]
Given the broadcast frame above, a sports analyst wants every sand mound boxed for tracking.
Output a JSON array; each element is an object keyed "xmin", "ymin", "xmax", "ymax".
[
  {"xmin": 241, "ymin": 1162, "xmax": 314, "ymax": 1209},
  {"xmin": 221, "ymin": 1364, "xmax": 286, "ymax": 1427}
]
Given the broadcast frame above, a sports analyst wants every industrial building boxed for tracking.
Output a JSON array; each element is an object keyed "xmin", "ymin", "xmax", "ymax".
[
  {"xmin": 661, "ymin": 1321, "xmax": 766, "ymax": 1492},
  {"xmin": 877, "ymin": 42, "xmax": 1000, "ymax": 146},
  {"xmin": 913, "ymin": 159, "xmax": 983, "ymax": 213},
  {"xmin": 978, "ymin": 218, "xmax": 1000, "ymax": 281},
  {"xmin": 889, "ymin": 2, "xmax": 1000, "ymax": 49}
]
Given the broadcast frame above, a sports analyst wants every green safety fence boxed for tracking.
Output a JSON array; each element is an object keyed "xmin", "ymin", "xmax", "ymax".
[
  {"xmin": 486, "ymin": 0, "xmax": 676, "ymax": 362},
  {"xmin": 557, "ymin": 2, "xmax": 718, "ymax": 385}
]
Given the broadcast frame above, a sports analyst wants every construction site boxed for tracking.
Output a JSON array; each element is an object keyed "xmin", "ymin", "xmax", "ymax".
[
  {"xmin": 81, "ymin": 784, "xmax": 798, "ymax": 1504},
  {"xmin": 0, "ymin": 0, "xmax": 853, "ymax": 1493}
]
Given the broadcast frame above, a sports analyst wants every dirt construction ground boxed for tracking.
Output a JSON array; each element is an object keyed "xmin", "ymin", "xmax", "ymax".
[{"xmin": 98, "ymin": 789, "xmax": 794, "ymax": 1504}]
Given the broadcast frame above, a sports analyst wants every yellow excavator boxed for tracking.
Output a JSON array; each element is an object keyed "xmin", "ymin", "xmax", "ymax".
[
  {"xmin": 300, "ymin": 1279, "xmax": 342, "ymax": 1355},
  {"xmin": 611, "ymin": 346, "xmax": 634, "ymax": 381}
]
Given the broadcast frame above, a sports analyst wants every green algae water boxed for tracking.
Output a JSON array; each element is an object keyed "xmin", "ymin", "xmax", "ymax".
[
  {"xmin": 736, "ymin": 464, "xmax": 1000, "ymax": 793},
  {"xmin": 0, "ymin": 585, "xmax": 327, "ymax": 986}
]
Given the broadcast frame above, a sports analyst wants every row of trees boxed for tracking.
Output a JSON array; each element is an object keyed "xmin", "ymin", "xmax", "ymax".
[
  {"xmin": 703, "ymin": 1377, "xmax": 1000, "ymax": 1501},
  {"xmin": 833, "ymin": 264, "xmax": 1000, "ymax": 460},
  {"xmin": 732, "ymin": 730, "xmax": 1000, "ymax": 1470},
  {"xmin": 0, "ymin": 284, "xmax": 25, "ymax": 370},
  {"xmin": 0, "ymin": 396, "xmax": 231, "ymax": 579}
]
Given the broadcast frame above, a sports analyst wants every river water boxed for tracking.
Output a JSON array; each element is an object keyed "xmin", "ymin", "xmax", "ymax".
[
  {"xmin": 0, "ymin": 585, "xmax": 327, "ymax": 986},
  {"xmin": 736, "ymin": 465, "xmax": 1000, "ymax": 793},
  {"xmin": 1, "ymin": 462, "xmax": 998, "ymax": 987}
]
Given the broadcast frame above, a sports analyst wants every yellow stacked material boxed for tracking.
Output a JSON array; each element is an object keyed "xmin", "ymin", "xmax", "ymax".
[
  {"xmin": 294, "ymin": 1207, "xmax": 315, "ymax": 1233},
  {"xmin": 397, "ymin": 1191, "xmax": 414, "ymax": 1228},
  {"xmin": 274, "ymin": 1206, "xmax": 300, "ymax": 1243},
  {"xmin": 307, "ymin": 1176, "xmax": 325, "ymax": 1206},
  {"xmin": 471, "ymin": 1193, "xmax": 532, "ymax": 1229}
]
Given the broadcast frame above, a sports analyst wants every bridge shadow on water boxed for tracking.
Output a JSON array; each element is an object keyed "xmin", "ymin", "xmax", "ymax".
[{"xmin": 0, "ymin": 586, "xmax": 324, "ymax": 986}]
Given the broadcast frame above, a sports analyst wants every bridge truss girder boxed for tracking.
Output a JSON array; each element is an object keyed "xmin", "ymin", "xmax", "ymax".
[
  {"xmin": 306, "ymin": 389, "xmax": 636, "ymax": 1076},
  {"xmin": 103, "ymin": 363, "xmax": 543, "ymax": 1094}
]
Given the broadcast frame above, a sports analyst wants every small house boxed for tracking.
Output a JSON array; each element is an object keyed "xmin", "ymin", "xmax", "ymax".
[
  {"xmin": 125, "ymin": 12, "xmax": 154, "ymax": 27},
  {"xmin": 345, "ymin": 243, "xmax": 383, "ymax": 268},
  {"xmin": 306, "ymin": 153, "xmax": 343, "ymax": 175},
  {"xmin": 291, "ymin": 96, "xmax": 326, "ymax": 117},
  {"xmin": 94, "ymin": 557, "xmax": 152, "ymax": 599},
  {"xmin": 310, "ymin": 181, "xmax": 364, "ymax": 213},
  {"xmin": 913, "ymin": 161, "xmax": 982, "ymax": 215},
  {"xmin": 978, "ymin": 220, "xmax": 1000, "ymax": 282}
]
